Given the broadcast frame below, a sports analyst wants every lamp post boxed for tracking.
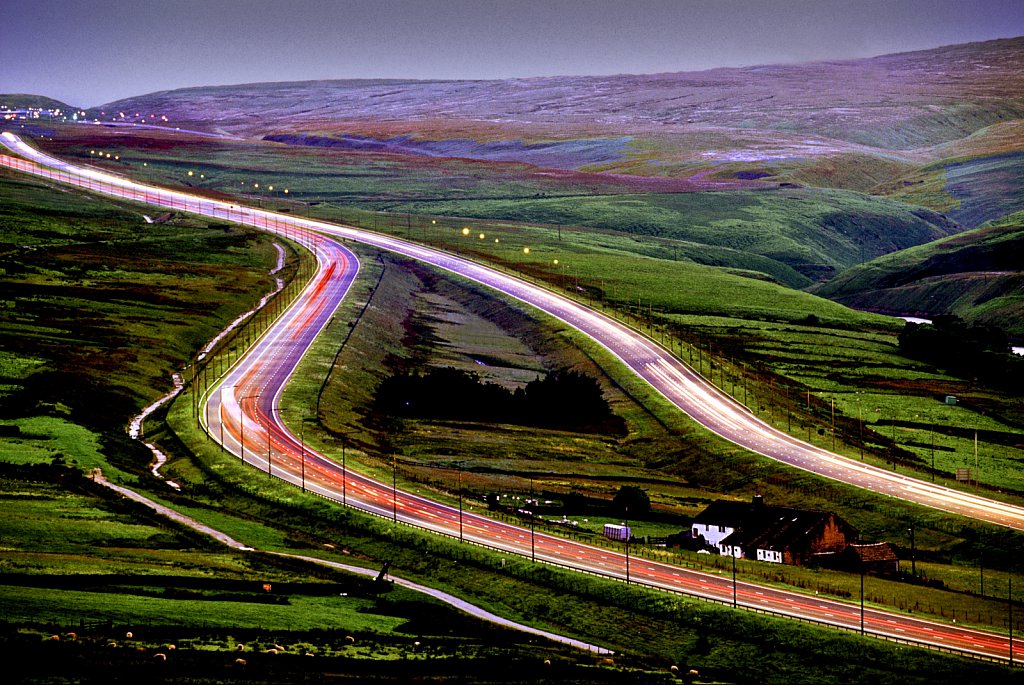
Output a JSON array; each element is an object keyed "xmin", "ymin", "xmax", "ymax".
[
  {"xmin": 624, "ymin": 507, "xmax": 631, "ymax": 585},
  {"xmin": 392, "ymin": 454, "xmax": 398, "ymax": 523},
  {"xmin": 529, "ymin": 477, "xmax": 536, "ymax": 563},
  {"xmin": 860, "ymin": 564, "xmax": 865, "ymax": 634},
  {"xmin": 299, "ymin": 418, "xmax": 308, "ymax": 492},
  {"xmin": 831, "ymin": 397, "xmax": 836, "ymax": 451},
  {"xmin": 732, "ymin": 546, "xmax": 738, "ymax": 607},
  {"xmin": 907, "ymin": 523, "xmax": 916, "ymax": 577},
  {"xmin": 218, "ymin": 386, "xmax": 225, "ymax": 454},
  {"xmin": 237, "ymin": 390, "xmax": 260, "ymax": 465},
  {"xmin": 855, "ymin": 394, "xmax": 863, "ymax": 460},
  {"xmin": 931, "ymin": 424, "xmax": 936, "ymax": 482},
  {"xmin": 457, "ymin": 464, "xmax": 464, "ymax": 543},
  {"xmin": 267, "ymin": 406, "xmax": 276, "ymax": 478},
  {"xmin": 980, "ymin": 550, "xmax": 984, "ymax": 596}
]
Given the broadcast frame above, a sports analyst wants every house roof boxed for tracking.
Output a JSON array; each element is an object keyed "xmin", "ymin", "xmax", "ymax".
[
  {"xmin": 692, "ymin": 500, "xmax": 757, "ymax": 528},
  {"xmin": 845, "ymin": 543, "xmax": 899, "ymax": 563},
  {"xmin": 694, "ymin": 496, "xmax": 856, "ymax": 553},
  {"xmin": 744, "ymin": 511, "xmax": 833, "ymax": 552}
]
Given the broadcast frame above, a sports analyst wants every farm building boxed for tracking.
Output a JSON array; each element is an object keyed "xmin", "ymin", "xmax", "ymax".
[
  {"xmin": 691, "ymin": 495, "xmax": 858, "ymax": 566},
  {"xmin": 839, "ymin": 542, "xmax": 901, "ymax": 576}
]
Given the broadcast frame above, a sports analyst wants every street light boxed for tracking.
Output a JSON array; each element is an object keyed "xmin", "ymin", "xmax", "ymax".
[
  {"xmin": 335, "ymin": 430, "xmax": 356, "ymax": 506},
  {"xmin": 831, "ymin": 396, "xmax": 836, "ymax": 451},
  {"xmin": 237, "ymin": 389, "xmax": 260, "ymax": 465},
  {"xmin": 624, "ymin": 506, "xmax": 631, "ymax": 585},
  {"xmin": 267, "ymin": 406, "xmax": 277, "ymax": 478},
  {"xmin": 218, "ymin": 386, "xmax": 226, "ymax": 453},
  {"xmin": 855, "ymin": 394, "xmax": 863, "ymax": 460},
  {"xmin": 457, "ymin": 463, "xmax": 464, "ymax": 543},
  {"xmin": 732, "ymin": 545, "xmax": 738, "ymax": 607},
  {"xmin": 529, "ymin": 476, "xmax": 536, "ymax": 563},
  {"xmin": 860, "ymin": 562, "xmax": 865, "ymax": 634},
  {"xmin": 907, "ymin": 523, "xmax": 916, "ymax": 577},
  {"xmin": 295, "ymin": 416, "xmax": 320, "ymax": 493}
]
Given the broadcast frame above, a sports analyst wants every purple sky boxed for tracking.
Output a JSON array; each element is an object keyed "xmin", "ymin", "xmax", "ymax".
[{"xmin": 2, "ymin": 0, "xmax": 1023, "ymax": 107}]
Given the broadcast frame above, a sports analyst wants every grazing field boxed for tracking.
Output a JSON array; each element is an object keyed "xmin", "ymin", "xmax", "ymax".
[
  {"xmin": 0, "ymin": 472, "xmax": 622, "ymax": 685},
  {"xmin": 0, "ymin": 169, "xmax": 281, "ymax": 431},
  {"xmin": 390, "ymin": 188, "xmax": 957, "ymax": 283}
]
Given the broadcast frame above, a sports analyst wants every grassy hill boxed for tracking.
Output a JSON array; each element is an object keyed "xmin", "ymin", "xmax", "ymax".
[
  {"xmin": 92, "ymin": 38, "xmax": 1024, "ymax": 149},
  {"xmin": 814, "ymin": 211, "xmax": 1024, "ymax": 337},
  {"xmin": 876, "ymin": 121, "xmax": 1024, "ymax": 227},
  {"xmin": 0, "ymin": 93, "xmax": 76, "ymax": 111},
  {"xmin": 77, "ymin": 39, "xmax": 1024, "ymax": 204},
  {"xmin": 391, "ymin": 187, "xmax": 960, "ymax": 284},
  {"xmin": 35, "ymin": 127, "xmax": 961, "ymax": 287}
]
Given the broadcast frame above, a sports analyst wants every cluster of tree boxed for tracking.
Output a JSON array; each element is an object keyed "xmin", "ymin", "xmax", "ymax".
[
  {"xmin": 611, "ymin": 485, "xmax": 651, "ymax": 517},
  {"xmin": 898, "ymin": 315, "xmax": 1024, "ymax": 393},
  {"xmin": 485, "ymin": 485, "xmax": 651, "ymax": 519},
  {"xmin": 373, "ymin": 367, "xmax": 624, "ymax": 432}
]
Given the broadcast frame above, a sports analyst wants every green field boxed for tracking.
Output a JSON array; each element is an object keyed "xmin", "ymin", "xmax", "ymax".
[
  {"xmin": 0, "ymin": 169, "xmax": 282, "ymax": 426},
  {"xmin": 391, "ymin": 188, "xmax": 957, "ymax": 283}
]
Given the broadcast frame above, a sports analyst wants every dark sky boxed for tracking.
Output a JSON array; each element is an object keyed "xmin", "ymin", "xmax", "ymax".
[{"xmin": 3, "ymin": 0, "xmax": 1023, "ymax": 107}]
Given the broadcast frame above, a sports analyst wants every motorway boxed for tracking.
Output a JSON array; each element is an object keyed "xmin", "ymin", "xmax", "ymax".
[{"xmin": 0, "ymin": 132, "xmax": 1019, "ymax": 664}]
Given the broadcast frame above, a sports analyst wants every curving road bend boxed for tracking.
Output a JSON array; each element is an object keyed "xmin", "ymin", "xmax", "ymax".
[{"xmin": 1, "ymin": 133, "xmax": 1020, "ymax": 664}]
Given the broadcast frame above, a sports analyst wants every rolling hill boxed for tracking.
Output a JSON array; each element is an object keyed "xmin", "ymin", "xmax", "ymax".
[
  {"xmin": 814, "ymin": 210, "xmax": 1024, "ymax": 337},
  {"xmin": 15, "ymin": 37, "xmax": 1024, "ymax": 284},
  {"xmin": 92, "ymin": 37, "xmax": 1024, "ymax": 154}
]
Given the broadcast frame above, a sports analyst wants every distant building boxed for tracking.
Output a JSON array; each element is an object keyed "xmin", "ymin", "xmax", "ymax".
[
  {"xmin": 691, "ymin": 495, "xmax": 858, "ymax": 566},
  {"xmin": 839, "ymin": 542, "xmax": 900, "ymax": 576}
]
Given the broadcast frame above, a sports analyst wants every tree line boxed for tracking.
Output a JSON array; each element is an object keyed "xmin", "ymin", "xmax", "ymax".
[
  {"xmin": 898, "ymin": 315, "xmax": 1023, "ymax": 393},
  {"xmin": 373, "ymin": 367, "xmax": 625, "ymax": 433}
]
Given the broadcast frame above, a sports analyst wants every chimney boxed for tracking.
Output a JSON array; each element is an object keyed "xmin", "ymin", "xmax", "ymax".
[{"xmin": 751, "ymin": 494, "xmax": 764, "ymax": 510}]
